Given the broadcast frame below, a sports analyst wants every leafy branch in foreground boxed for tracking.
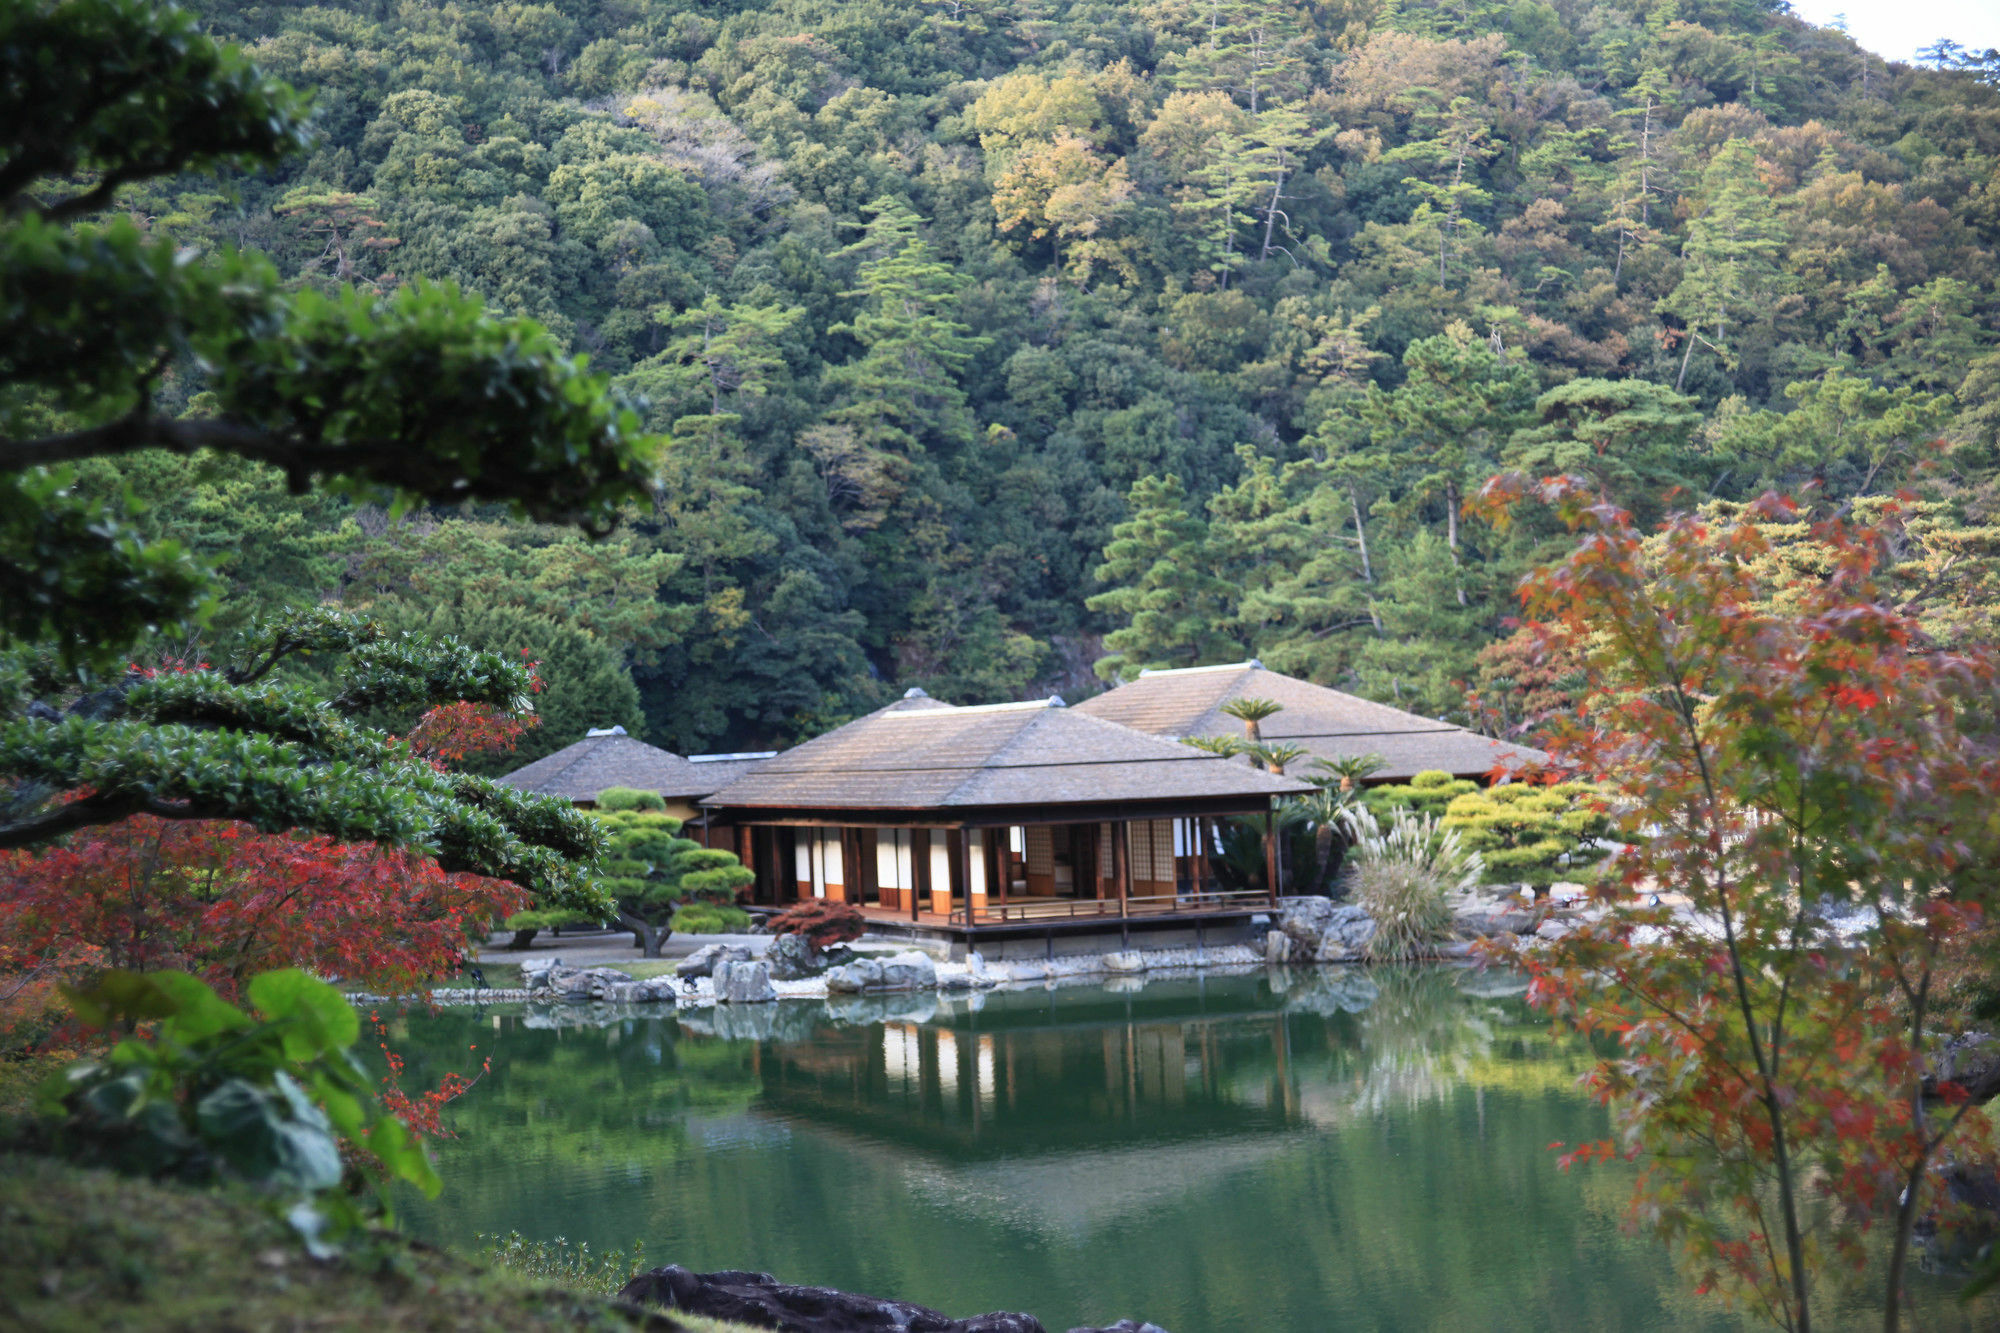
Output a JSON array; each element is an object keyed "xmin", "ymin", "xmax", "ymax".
[
  {"xmin": 29, "ymin": 968, "xmax": 448, "ymax": 1254},
  {"xmin": 1, "ymin": 0, "xmax": 662, "ymax": 678},
  {"xmin": 0, "ymin": 609, "xmax": 609, "ymax": 913}
]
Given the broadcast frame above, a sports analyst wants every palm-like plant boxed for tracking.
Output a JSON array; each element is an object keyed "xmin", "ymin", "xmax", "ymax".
[
  {"xmin": 1182, "ymin": 734, "xmax": 1247, "ymax": 757},
  {"xmin": 1312, "ymin": 752, "xmax": 1388, "ymax": 792},
  {"xmin": 1219, "ymin": 696, "xmax": 1284, "ymax": 745},
  {"xmin": 1247, "ymin": 741, "xmax": 1308, "ymax": 775}
]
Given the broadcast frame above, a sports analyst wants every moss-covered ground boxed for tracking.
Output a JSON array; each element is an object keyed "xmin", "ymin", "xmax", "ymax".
[{"xmin": 0, "ymin": 1153, "xmax": 755, "ymax": 1333}]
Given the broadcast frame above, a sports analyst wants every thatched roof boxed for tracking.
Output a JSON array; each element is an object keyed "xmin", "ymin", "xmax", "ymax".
[
  {"xmin": 702, "ymin": 693, "xmax": 1309, "ymax": 814},
  {"xmin": 1071, "ymin": 662, "xmax": 1549, "ymax": 782},
  {"xmin": 496, "ymin": 728, "xmax": 773, "ymax": 803}
]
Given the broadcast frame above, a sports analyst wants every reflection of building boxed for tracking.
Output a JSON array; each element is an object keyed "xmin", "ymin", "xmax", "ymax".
[
  {"xmin": 750, "ymin": 983, "xmax": 1316, "ymax": 1239},
  {"xmin": 700, "ymin": 692, "xmax": 1308, "ymax": 951},
  {"xmin": 495, "ymin": 725, "xmax": 773, "ymax": 821},
  {"xmin": 759, "ymin": 984, "xmax": 1304, "ymax": 1156},
  {"xmin": 1074, "ymin": 661, "xmax": 1547, "ymax": 782}
]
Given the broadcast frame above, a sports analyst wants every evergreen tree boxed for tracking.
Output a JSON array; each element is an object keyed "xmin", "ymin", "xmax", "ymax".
[
  {"xmin": 1661, "ymin": 138, "xmax": 1787, "ymax": 392},
  {"xmin": 594, "ymin": 787, "xmax": 753, "ymax": 958},
  {"xmin": 1088, "ymin": 474, "xmax": 1243, "ymax": 680},
  {"xmin": 1363, "ymin": 328, "xmax": 1536, "ymax": 600}
]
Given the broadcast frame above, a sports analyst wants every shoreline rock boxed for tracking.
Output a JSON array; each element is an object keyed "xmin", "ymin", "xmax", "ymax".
[
  {"xmin": 618, "ymin": 1264, "xmax": 1167, "ymax": 1333},
  {"xmin": 523, "ymin": 960, "xmax": 677, "ymax": 1005},
  {"xmin": 713, "ymin": 958, "xmax": 778, "ymax": 1004}
]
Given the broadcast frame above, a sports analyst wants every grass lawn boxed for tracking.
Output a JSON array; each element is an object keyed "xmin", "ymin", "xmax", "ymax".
[{"xmin": 0, "ymin": 1152, "xmax": 757, "ymax": 1333}]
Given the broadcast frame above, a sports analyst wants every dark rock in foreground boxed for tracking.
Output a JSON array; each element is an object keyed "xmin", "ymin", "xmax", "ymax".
[{"xmin": 618, "ymin": 1265, "xmax": 1169, "ymax": 1333}]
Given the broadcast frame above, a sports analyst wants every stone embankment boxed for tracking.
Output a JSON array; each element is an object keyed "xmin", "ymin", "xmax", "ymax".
[
  {"xmin": 344, "ymin": 887, "xmax": 1606, "ymax": 1009},
  {"xmin": 620, "ymin": 1264, "xmax": 1166, "ymax": 1333},
  {"xmin": 1263, "ymin": 887, "xmax": 1587, "ymax": 963}
]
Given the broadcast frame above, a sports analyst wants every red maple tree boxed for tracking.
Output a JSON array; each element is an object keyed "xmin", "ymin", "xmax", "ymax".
[{"xmin": 1476, "ymin": 475, "xmax": 2000, "ymax": 1330}]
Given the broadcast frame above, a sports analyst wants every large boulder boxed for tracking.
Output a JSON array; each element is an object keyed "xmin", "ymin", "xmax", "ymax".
[
  {"xmin": 1101, "ymin": 952, "xmax": 1147, "ymax": 974},
  {"xmin": 1311, "ymin": 904, "xmax": 1376, "ymax": 961},
  {"xmin": 1278, "ymin": 897, "xmax": 1338, "ymax": 952},
  {"xmin": 619, "ymin": 1265, "xmax": 1047, "ymax": 1333},
  {"xmin": 712, "ymin": 959, "xmax": 777, "ymax": 1004},
  {"xmin": 1273, "ymin": 898, "xmax": 1376, "ymax": 961},
  {"xmin": 766, "ymin": 931, "xmax": 824, "ymax": 981},
  {"xmin": 1453, "ymin": 894, "xmax": 1541, "ymax": 939},
  {"xmin": 525, "ymin": 963, "xmax": 674, "ymax": 1004},
  {"xmin": 676, "ymin": 944, "xmax": 751, "ymax": 979},
  {"xmin": 824, "ymin": 951, "xmax": 937, "ymax": 994}
]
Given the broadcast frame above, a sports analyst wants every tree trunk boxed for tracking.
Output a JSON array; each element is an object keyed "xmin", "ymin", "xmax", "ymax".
[
  {"xmin": 617, "ymin": 907, "xmax": 669, "ymax": 959},
  {"xmin": 1445, "ymin": 479, "xmax": 1468, "ymax": 607},
  {"xmin": 1351, "ymin": 491, "xmax": 1374, "ymax": 584},
  {"xmin": 1311, "ymin": 826, "xmax": 1347, "ymax": 897},
  {"xmin": 1259, "ymin": 164, "xmax": 1285, "ymax": 261},
  {"xmin": 1675, "ymin": 321, "xmax": 1699, "ymax": 392},
  {"xmin": 506, "ymin": 928, "xmax": 539, "ymax": 951}
]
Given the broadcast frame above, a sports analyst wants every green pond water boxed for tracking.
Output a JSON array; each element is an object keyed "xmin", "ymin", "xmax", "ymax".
[{"xmin": 387, "ymin": 968, "xmax": 1991, "ymax": 1332}]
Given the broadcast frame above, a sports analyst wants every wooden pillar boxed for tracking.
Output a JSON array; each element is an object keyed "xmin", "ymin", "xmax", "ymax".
[
  {"xmin": 1263, "ymin": 808, "xmax": 1278, "ymax": 907},
  {"xmin": 948, "ymin": 828, "xmax": 967, "ymax": 924},
  {"xmin": 997, "ymin": 829, "xmax": 1010, "ymax": 910},
  {"xmin": 912, "ymin": 829, "xmax": 926, "ymax": 922},
  {"xmin": 1114, "ymin": 819, "xmax": 1130, "ymax": 920}
]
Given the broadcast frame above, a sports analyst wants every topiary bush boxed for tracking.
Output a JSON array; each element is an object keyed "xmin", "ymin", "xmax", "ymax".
[
  {"xmin": 1341, "ymin": 807, "xmax": 1484, "ymax": 961},
  {"xmin": 590, "ymin": 794, "xmax": 754, "ymax": 958},
  {"xmin": 670, "ymin": 901, "xmax": 753, "ymax": 934},
  {"xmin": 594, "ymin": 787, "xmax": 666, "ymax": 813},
  {"xmin": 1363, "ymin": 769, "xmax": 1477, "ymax": 819},
  {"xmin": 1440, "ymin": 781, "xmax": 1612, "ymax": 890},
  {"xmin": 500, "ymin": 908, "xmax": 597, "ymax": 950}
]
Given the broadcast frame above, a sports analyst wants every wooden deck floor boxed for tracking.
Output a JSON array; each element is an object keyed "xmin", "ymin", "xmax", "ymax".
[{"xmin": 853, "ymin": 890, "xmax": 1272, "ymax": 933}]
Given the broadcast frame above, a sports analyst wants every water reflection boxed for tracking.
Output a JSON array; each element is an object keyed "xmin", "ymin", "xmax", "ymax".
[{"xmin": 388, "ymin": 970, "xmax": 1985, "ymax": 1332}]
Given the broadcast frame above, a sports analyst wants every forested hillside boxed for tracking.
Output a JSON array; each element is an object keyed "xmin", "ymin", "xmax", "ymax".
[{"xmin": 105, "ymin": 0, "xmax": 2000, "ymax": 758}]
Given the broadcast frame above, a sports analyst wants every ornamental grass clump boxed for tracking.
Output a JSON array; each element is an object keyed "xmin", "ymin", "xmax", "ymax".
[{"xmin": 1341, "ymin": 807, "xmax": 1484, "ymax": 960}]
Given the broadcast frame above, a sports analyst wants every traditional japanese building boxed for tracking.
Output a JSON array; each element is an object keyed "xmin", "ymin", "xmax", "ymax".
[
  {"xmin": 496, "ymin": 725, "xmax": 774, "ymax": 822},
  {"xmin": 1071, "ymin": 661, "xmax": 1546, "ymax": 782},
  {"xmin": 699, "ymin": 691, "xmax": 1309, "ymax": 951}
]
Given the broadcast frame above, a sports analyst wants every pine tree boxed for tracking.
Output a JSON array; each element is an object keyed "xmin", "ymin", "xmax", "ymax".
[
  {"xmin": 824, "ymin": 197, "xmax": 990, "ymax": 457},
  {"xmin": 1362, "ymin": 328, "xmax": 1536, "ymax": 602},
  {"xmin": 1087, "ymin": 474, "xmax": 1244, "ymax": 680},
  {"xmin": 593, "ymin": 787, "xmax": 753, "ymax": 958},
  {"xmin": 1661, "ymin": 137, "xmax": 1786, "ymax": 391}
]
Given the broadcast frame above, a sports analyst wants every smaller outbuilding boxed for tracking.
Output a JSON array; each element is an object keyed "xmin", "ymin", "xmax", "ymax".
[
  {"xmin": 495, "ymin": 726, "xmax": 774, "ymax": 822},
  {"xmin": 1072, "ymin": 661, "xmax": 1547, "ymax": 782}
]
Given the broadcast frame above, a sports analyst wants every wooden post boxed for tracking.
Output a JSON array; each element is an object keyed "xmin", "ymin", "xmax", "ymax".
[
  {"xmin": 948, "ymin": 828, "xmax": 967, "ymax": 925},
  {"xmin": 1263, "ymin": 807, "xmax": 1278, "ymax": 907},
  {"xmin": 912, "ymin": 829, "xmax": 925, "ymax": 922},
  {"xmin": 997, "ymin": 829, "xmax": 1010, "ymax": 913},
  {"xmin": 1114, "ymin": 819, "xmax": 1130, "ymax": 920}
]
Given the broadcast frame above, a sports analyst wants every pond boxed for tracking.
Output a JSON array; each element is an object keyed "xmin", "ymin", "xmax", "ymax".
[{"xmin": 384, "ymin": 968, "xmax": 1990, "ymax": 1332}]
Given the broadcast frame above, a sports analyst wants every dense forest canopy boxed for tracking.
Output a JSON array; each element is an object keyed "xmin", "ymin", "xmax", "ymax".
[{"xmin": 105, "ymin": 0, "xmax": 2000, "ymax": 760}]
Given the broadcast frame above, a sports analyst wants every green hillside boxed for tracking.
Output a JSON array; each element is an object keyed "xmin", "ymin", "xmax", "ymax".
[{"xmin": 103, "ymin": 0, "xmax": 2000, "ymax": 748}]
